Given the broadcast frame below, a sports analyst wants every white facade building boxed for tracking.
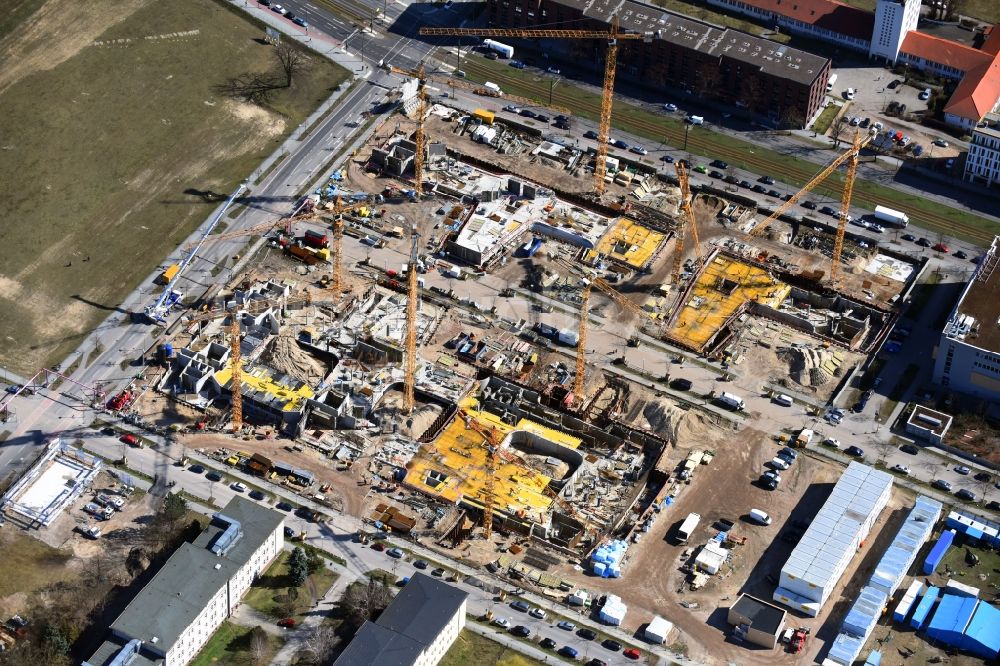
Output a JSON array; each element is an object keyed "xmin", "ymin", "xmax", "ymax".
[
  {"xmin": 869, "ymin": 0, "xmax": 920, "ymax": 62},
  {"xmin": 774, "ymin": 462, "xmax": 893, "ymax": 616},
  {"xmin": 84, "ymin": 498, "xmax": 285, "ymax": 666},
  {"xmin": 933, "ymin": 236, "xmax": 1000, "ymax": 399},
  {"xmin": 964, "ymin": 127, "xmax": 1000, "ymax": 188},
  {"xmin": 334, "ymin": 573, "xmax": 469, "ymax": 666}
]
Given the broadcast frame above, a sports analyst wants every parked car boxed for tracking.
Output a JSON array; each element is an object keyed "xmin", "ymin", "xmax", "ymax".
[
  {"xmin": 955, "ymin": 465, "xmax": 972, "ymax": 475},
  {"xmin": 844, "ymin": 446, "xmax": 865, "ymax": 457},
  {"xmin": 520, "ymin": 109, "xmax": 537, "ymax": 119},
  {"xmin": 844, "ymin": 88, "xmax": 855, "ymax": 100},
  {"xmin": 371, "ymin": 542, "xmax": 386, "ymax": 551},
  {"xmin": 624, "ymin": 648, "xmax": 642, "ymax": 660},
  {"xmin": 510, "ymin": 625, "xmax": 531, "ymax": 638},
  {"xmin": 558, "ymin": 620, "xmax": 576, "ymax": 631},
  {"xmin": 583, "ymin": 130, "xmax": 599, "ymax": 139},
  {"xmin": 802, "ymin": 200, "xmax": 817, "ymax": 210},
  {"xmin": 413, "ymin": 559, "xmax": 429, "ymax": 569},
  {"xmin": 277, "ymin": 618, "xmax": 296, "ymax": 627},
  {"xmin": 769, "ymin": 457, "xmax": 790, "ymax": 471},
  {"xmin": 767, "ymin": 190, "xmax": 781, "ymax": 198},
  {"xmin": 891, "ymin": 464, "xmax": 911, "ymax": 475},
  {"xmin": 271, "ymin": 4, "xmax": 286, "ymax": 14},
  {"xmin": 710, "ymin": 159, "xmax": 728, "ymax": 169},
  {"xmin": 778, "ymin": 447, "xmax": 798, "ymax": 460},
  {"xmin": 670, "ymin": 378, "xmax": 693, "ymax": 391},
  {"xmin": 900, "ymin": 444, "xmax": 919, "ymax": 455},
  {"xmin": 916, "ymin": 237, "xmax": 931, "ymax": 247},
  {"xmin": 932, "ymin": 479, "xmax": 953, "ymax": 491},
  {"xmin": 933, "ymin": 139, "xmax": 949, "ymax": 147},
  {"xmin": 578, "ymin": 628, "xmax": 597, "ymax": 640},
  {"xmin": 820, "ymin": 205, "xmax": 837, "ymax": 216},
  {"xmin": 752, "ymin": 184, "xmax": 767, "ymax": 194},
  {"xmin": 919, "ymin": 87, "xmax": 931, "ymax": 100},
  {"xmin": 230, "ymin": 482, "xmax": 247, "ymax": 493},
  {"xmin": 249, "ymin": 490, "xmax": 266, "ymax": 500},
  {"xmin": 509, "ymin": 60, "xmax": 526, "ymax": 69},
  {"xmin": 120, "ymin": 434, "xmax": 140, "ymax": 447},
  {"xmin": 956, "ymin": 489, "xmax": 976, "ymax": 501},
  {"xmin": 709, "ymin": 170, "xmax": 723, "ymax": 179},
  {"xmin": 955, "ymin": 250, "xmax": 968, "ymax": 259},
  {"xmin": 275, "ymin": 501, "xmax": 294, "ymax": 512},
  {"xmin": 540, "ymin": 637, "xmax": 557, "ymax": 649},
  {"xmin": 630, "ymin": 145, "xmax": 648, "ymax": 155},
  {"xmin": 660, "ymin": 155, "xmax": 675, "ymax": 163},
  {"xmin": 431, "ymin": 567, "xmax": 445, "ymax": 577},
  {"xmin": 492, "ymin": 617, "xmax": 511, "ymax": 629},
  {"xmin": 739, "ymin": 180, "xmax": 752, "ymax": 188},
  {"xmin": 601, "ymin": 639, "xmax": 623, "ymax": 651},
  {"xmin": 546, "ymin": 66, "xmax": 561, "ymax": 74},
  {"xmin": 386, "ymin": 547, "xmax": 404, "ymax": 558},
  {"xmin": 292, "ymin": 16, "xmax": 307, "ymax": 27},
  {"xmin": 759, "ymin": 175, "xmax": 775, "ymax": 185},
  {"xmin": 528, "ymin": 608, "xmax": 546, "ymax": 619},
  {"xmin": 510, "ymin": 600, "xmax": 530, "ymax": 612},
  {"xmin": 206, "ymin": 471, "xmax": 223, "ymax": 482},
  {"xmin": 822, "ymin": 438, "xmax": 841, "ymax": 448},
  {"xmin": 559, "ymin": 645, "xmax": 580, "ymax": 659},
  {"xmin": 663, "ymin": 103, "xmax": 678, "ymax": 112},
  {"xmin": 612, "ymin": 139, "xmax": 629, "ymax": 149},
  {"xmin": 902, "ymin": 233, "xmax": 916, "ymax": 241}
]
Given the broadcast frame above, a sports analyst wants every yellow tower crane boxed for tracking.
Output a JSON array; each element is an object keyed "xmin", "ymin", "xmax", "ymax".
[
  {"xmin": 419, "ymin": 20, "xmax": 651, "ymax": 196},
  {"xmin": 460, "ymin": 411, "xmax": 502, "ymax": 540},
  {"xmin": 555, "ymin": 258, "xmax": 653, "ymax": 399},
  {"xmin": 389, "ymin": 65, "xmax": 429, "ymax": 196},
  {"xmin": 670, "ymin": 162, "xmax": 704, "ymax": 284},
  {"xmin": 749, "ymin": 132, "xmax": 872, "ymax": 282},
  {"xmin": 403, "ymin": 226, "xmax": 420, "ymax": 414},
  {"xmin": 182, "ymin": 292, "xmax": 314, "ymax": 433},
  {"xmin": 831, "ymin": 132, "xmax": 865, "ymax": 284}
]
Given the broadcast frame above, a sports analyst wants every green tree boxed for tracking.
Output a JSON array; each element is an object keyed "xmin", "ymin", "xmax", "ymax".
[
  {"xmin": 162, "ymin": 492, "xmax": 187, "ymax": 523},
  {"xmin": 289, "ymin": 547, "xmax": 309, "ymax": 588},
  {"xmin": 42, "ymin": 624, "xmax": 71, "ymax": 657}
]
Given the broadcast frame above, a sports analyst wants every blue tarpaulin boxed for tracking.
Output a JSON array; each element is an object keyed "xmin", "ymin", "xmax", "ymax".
[
  {"xmin": 927, "ymin": 594, "xmax": 977, "ymax": 645},
  {"xmin": 923, "ymin": 530, "xmax": 955, "ymax": 574},
  {"xmin": 911, "ymin": 586, "xmax": 940, "ymax": 630},
  {"xmin": 962, "ymin": 599, "xmax": 1000, "ymax": 659},
  {"xmin": 864, "ymin": 650, "xmax": 882, "ymax": 666}
]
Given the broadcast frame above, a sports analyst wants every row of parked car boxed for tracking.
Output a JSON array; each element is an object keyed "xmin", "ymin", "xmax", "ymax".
[{"xmin": 495, "ymin": 600, "xmax": 641, "ymax": 662}]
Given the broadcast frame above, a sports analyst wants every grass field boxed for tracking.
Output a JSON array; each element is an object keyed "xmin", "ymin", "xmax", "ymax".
[
  {"xmin": 0, "ymin": 532, "xmax": 75, "ymax": 615},
  {"xmin": 440, "ymin": 629, "xmax": 545, "ymax": 666},
  {"xmin": 456, "ymin": 56, "xmax": 999, "ymax": 246},
  {"xmin": 243, "ymin": 550, "xmax": 338, "ymax": 618},
  {"xmin": 190, "ymin": 621, "xmax": 283, "ymax": 666},
  {"xmin": 0, "ymin": 0, "xmax": 349, "ymax": 374}
]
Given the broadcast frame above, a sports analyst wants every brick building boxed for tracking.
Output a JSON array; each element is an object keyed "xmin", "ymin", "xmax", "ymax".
[{"xmin": 485, "ymin": 0, "xmax": 831, "ymax": 126}]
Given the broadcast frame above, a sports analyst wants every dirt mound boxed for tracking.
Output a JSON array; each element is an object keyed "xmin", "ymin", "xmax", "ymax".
[
  {"xmin": 260, "ymin": 335, "xmax": 327, "ymax": 385},
  {"xmin": 782, "ymin": 346, "xmax": 842, "ymax": 388}
]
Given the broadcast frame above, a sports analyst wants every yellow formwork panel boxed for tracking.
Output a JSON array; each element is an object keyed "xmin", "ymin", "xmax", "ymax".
[
  {"xmin": 214, "ymin": 364, "xmax": 314, "ymax": 412},
  {"xmin": 406, "ymin": 406, "xmax": 583, "ymax": 522},
  {"xmin": 595, "ymin": 217, "xmax": 666, "ymax": 270},
  {"xmin": 667, "ymin": 255, "xmax": 790, "ymax": 351}
]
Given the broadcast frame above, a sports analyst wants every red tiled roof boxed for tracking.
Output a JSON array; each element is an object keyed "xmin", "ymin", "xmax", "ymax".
[
  {"xmin": 900, "ymin": 31, "xmax": 993, "ymax": 73},
  {"xmin": 944, "ymin": 56, "xmax": 1000, "ymax": 121},
  {"xmin": 981, "ymin": 24, "xmax": 1000, "ymax": 55},
  {"xmin": 735, "ymin": 0, "xmax": 875, "ymax": 42}
]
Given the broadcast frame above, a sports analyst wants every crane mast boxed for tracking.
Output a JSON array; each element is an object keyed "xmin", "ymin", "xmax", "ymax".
[
  {"xmin": 573, "ymin": 281, "xmax": 591, "ymax": 398},
  {"xmin": 403, "ymin": 226, "xmax": 419, "ymax": 414},
  {"xmin": 419, "ymin": 21, "xmax": 648, "ymax": 197},
  {"xmin": 831, "ymin": 132, "xmax": 863, "ymax": 283},
  {"xmin": 230, "ymin": 315, "xmax": 242, "ymax": 433}
]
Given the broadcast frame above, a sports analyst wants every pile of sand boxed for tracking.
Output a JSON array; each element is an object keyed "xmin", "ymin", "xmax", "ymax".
[
  {"xmin": 783, "ymin": 346, "xmax": 840, "ymax": 387},
  {"xmin": 261, "ymin": 335, "xmax": 327, "ymax": 385}
]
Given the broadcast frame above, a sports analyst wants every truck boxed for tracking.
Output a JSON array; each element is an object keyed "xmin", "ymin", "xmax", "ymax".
[
  {"xmin": 483, "ymin": 81, "xmax": 503, "ymax": 96},
  {"xmin": 483, "ymin": 39, "xmax": 514, "ymax": 59},
  {"xmin": 444, "ymin": 266, "xmax": 464, "ymax": 279},
  {"xmin": 715, "ymin": 391, "xmax": 745, "ymax": 411},
  {"xmin": 286, "ymin": 244, "xmax": 329, "ymax": 265},
  {"xmin": 794, "ymin": 428, "xmax": 814, "ymax": 448},
  {"xmin": 873, "ymin": 205, "xmax": 909, "ymax": 228},
  {"xmin": 157, "ymin": 263, "xmax": 180, "ymax": 285},
  {"xmin": 472, "ymin": 108, "xmax": 495, "ymax": 125},
  {"xmin": 676, "ymin": 512, "xmax": 701, "ymax": 544},
  {"xmin": 303, "ymin": 229, "xmax": 329, "ymax": 248},
  {"xmin": 557, "ymin": 328, "xmax": 579, "ymax": 347}
]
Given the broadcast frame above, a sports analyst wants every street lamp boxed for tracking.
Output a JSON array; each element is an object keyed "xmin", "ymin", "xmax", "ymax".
[{"xmin": 683, "ymin": 123, "xmax": 693, "ymax": 151}]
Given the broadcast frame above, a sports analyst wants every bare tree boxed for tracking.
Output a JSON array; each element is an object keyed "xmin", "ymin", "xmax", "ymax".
[
  {"xmin": 249, "ymin": 626, "xmax": 270, "ymax": 666},
  {"xmin": 342, "ymin": 578, "xmax": 392, "ymax": 625},
  {"xmin": 780, "ymin": 106, "xmax": 805, "ymax": 130},
  {"xmin": 871, "ymin": 438, "xmax": 896, "ymax": 465},
  {"xmin": 214, "ymin": 72, "xmax": 283, "ymax": 104},
  {"xmin": 830, "ymin": 117, "xmax": 850, "ymax": 149},
  {"xmin": 295, "ymin": 624, "xmax": 340, "ymax": 665},
  {"xmin": 973, "ymin": 472, "xmax": 995, "ymax": 504},
  {"xmin": 274, "ymin": 43, "xmax": 311, "ymax": 87},
  {"xmin": 694, "ymin": 63, "xmax": 723, "ymax": 100}
]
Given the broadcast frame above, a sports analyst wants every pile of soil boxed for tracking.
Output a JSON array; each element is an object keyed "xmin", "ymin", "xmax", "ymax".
[{"xmin": 260, "ymin": 335, "xmax": 327, "ymax": 385}]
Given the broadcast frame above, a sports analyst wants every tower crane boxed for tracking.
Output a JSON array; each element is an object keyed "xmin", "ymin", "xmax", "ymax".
[
  {"xmin": 749, "ymin": 132, "xmax": 872, "ymax": 282},
  {"xmin": 403, "ymin": 226, "xmax": 420, "ymax": 414},
  {"xmin": 181, "ymin": 291, "xmax": 314, "ymax": 432},
  {"xmin": 671, "ymin": 162, "xmax": 703, "ymax": 284},
  {"xmin": 420, "ymin": 19, "xmax": 652, "ymax": 196},
  {"xmin": 554, "ymin": 258, "xmax": 653, "ymax": 399},
  {"xmin": 389, "ymin": 65, "xmax": 429, "ymax": 196}
]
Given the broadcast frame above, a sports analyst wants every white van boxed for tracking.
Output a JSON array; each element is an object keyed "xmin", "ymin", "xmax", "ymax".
[
  {"xmin": 774, "ymin": 394, "xmax": 793, "ymax": 407},
  {"xmin": 749, "ymin": 509, "xmax": 772, "ymax": 525},
  {"xmin": 687, "ymin": 115, "xmax": 704, "ymax": 125},
  {"xmin": 826, "ymin": 73, "xmax": 838, "ymax": 92}
]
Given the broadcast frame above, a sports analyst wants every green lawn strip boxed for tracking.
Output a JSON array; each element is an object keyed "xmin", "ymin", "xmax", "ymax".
[
  {"xmin": 467, "ymin": 616, "xmax": 576, "ymax": 664},
  {"xmin": 441, "ymin": 627, "xmax": 547, "ymax": 666},
  {"xmin": 189, "ymin": 621, "xmax": 284, "ymax": 666},
  {"xmin": 811, "ymin": 103, "xmax": 841, "ymax": 135},
  {"xmin": 244, "ymin": 550, "xmax": 339, "ymax": 618},
  {"xmin": 457, "ymin": 58, "xmax": 997, "ymax": 244}
]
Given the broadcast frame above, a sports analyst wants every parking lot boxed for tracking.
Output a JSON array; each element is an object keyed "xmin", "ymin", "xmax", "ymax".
[{"xmin": 828, "ymin": 65, "xmax": 962, "ymax": 159}]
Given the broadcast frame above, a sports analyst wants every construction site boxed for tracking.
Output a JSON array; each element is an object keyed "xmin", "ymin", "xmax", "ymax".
[{"xmin": 70, "ymin": 34, "xmax": 934, "ymax": 664}]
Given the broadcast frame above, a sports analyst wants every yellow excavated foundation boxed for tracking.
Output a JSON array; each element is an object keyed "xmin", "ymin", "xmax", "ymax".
[
  {"xmin": 595, "ymin": 217, "xmax": 666, "ymax": 270},
  {"xmin": 666, "ymin": 254, "xmax": 790, "ymax": 352},
  {"xmin": 405, "ymin": 400, "xmax": 581, "ymax": 525}
]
